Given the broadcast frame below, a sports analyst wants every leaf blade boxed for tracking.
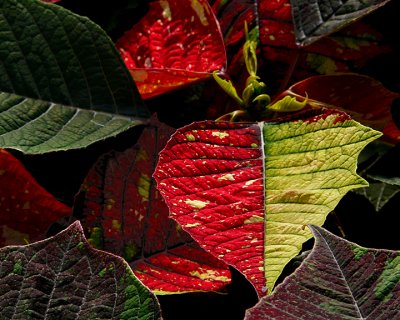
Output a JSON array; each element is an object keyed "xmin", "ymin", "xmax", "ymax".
[
  {"xmin": 154, "ymin": 110, "xmax": 381, "ymax": 296},
  {"xmin": 0, "ymin": 0, "xmax": 147, "ymax": 153},
  {"xmin": 245, "ymin": 225, "xmax": 400, "ymax": 319},
  {"xmin": 0, "ymin": 221, "xmax": 161, "ymax": 319}
]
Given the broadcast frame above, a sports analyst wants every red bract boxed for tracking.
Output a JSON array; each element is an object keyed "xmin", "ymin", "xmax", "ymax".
[
  {"xmin": 279, "ymin": 73, "xmax": 400, "ymax": 142},
  {"xmin": 0, "ymin": 149, "xmax": 71, "ymax": 246},
  {"xmin": 76, "ymin": 117, "xmax": 231, "ymax": 294},
  {"xmin": 154, "ymin": 121, "xmax": 266, "ymax": 293},
  {"xmin": 116, "ymin": 0, "xmax": 226, "ymax": 99}
]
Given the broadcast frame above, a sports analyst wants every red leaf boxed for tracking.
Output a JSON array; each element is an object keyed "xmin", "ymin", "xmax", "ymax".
[
  {"xmin": 116, "ymin": 0, "xmax": 226, "ymax": 99},
  {"xmin": 0, "ymin": 150, "xmax": 71, "ymax": 247},
  {"xmin": 280, "ymin": 73, "xmax": 400, "ymax": 141},
  {"xmin": 76, "ymin": 116, "xmax": 231, "ymax": 294},
  {"xmin": 154, "ymin": 121, "xmax": 266, "ymax": 293}
]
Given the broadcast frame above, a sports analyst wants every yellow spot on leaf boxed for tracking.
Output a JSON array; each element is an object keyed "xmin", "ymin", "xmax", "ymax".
[
  {"xmin": 245, "ymin": 179, "xmax": 256, "ymax": 186},
  {"xmin": 212, "ymin": 131, "xmax": 229, "ymax": 139},
  {"xmin": 136, "ymin": 148, "xmax": 149, "ymax": 161},
  {"xmin": 251, "ymin": 143, "xmax": 258, "ymax": 148},
  {"xmin": 190, "ymin": 269, "xmax": 230, "ymax": 282},
  {"xmin": 185, "ymin": 222, "xmax": 201, "ymax": 228},
  {"xmin": 160, "ymin": 0, "xmax": 172, "ymax": 20},
  {"xmin": 218, "ymin": 174, "xmax": 235, "ymax": 181},
  {"xmin": 138, "ymin": 174, "xmax": 151, "ymax": 201},
  {"xmin": 23, "ymin": 201, "xmax": 30, "ymax": 210},
  {"xmin": 106, "ymin": 199, "xmax": 115, "ymax": 210},
  {"xmin": 185, "ymin": 199, "xmax": 209, "ymax": 209},
  {"xmin": 244, "ymin": 215, "xmax": 263, "ymax": 225},
  {"xmin": 191, "ymin": 0, "xmax": 209, "ymax": 26},
  {"xmin": 0, "ymin": 169, "xmax": 5, "ymax": 175},
  {"xmin": 112, "ymin": 219, "xmax": 121, "ymax": 231},
  {"xmin": 186, "ymin": 134, "xmax": 196, "ymax": 141}
]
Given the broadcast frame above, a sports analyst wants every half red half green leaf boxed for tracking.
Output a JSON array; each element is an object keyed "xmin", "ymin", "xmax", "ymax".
[{"xmin": 154, "ymin": 109, "xmax": 381, "ymax": 296}]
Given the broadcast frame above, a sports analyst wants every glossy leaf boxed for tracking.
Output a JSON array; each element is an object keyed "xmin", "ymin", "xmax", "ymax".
[
  {"xmin": 0, "ymin": 149, "xmax": 71, "ymax": 247},
  {"xmin": 116, "ymin": 0, "xmax": 226, "ymax": 99},
  {"xmin": 291, "ymin": 0, "xmax": 392, "ymax": 46},
  {"xmin": 154, "ymin": 109, "xmax": 381, "ymax": 296},
  {"xmin": 245, "ymin": 225, "xmax": 400, "ymax": 319},
  {"xmin": 280, "ymin": 73, "xmax": 400, "ymax": 138},
  {"xmin": 75, "ymin": 117, "xmax": 231, "ymax": 294},
  {"xmin": 0, "ymin": 221, "xmax": 161, "ymax": 319},
  {"xmin": 0, "ymin": 0, "xmax": 147, "ymax": 153}
]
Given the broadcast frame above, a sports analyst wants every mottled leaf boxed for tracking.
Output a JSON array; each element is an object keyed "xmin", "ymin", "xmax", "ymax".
[
  {"xmin": 0, "ymin": 0, "xmax": 147, "ymax": 153},
  {"xmin": 0, "ymin": 149, "xmax": 71, "ymax": 247},
  {"xmin": 291, "ymin": 0, "xmax": 392, "ymax": 46},
  {"xmin": 154, "ymin": 109, "xmax": 381, "ymax": 296},
  {"xmin": 116, "ymin": 0, "xmax": 226, "ymax": 99},
  {"xmin": 0, "ymin": 221, "xmax": 161, "ymax": 319},
  {"xmin": 245, "ymin": 225, "xmax": 400, "ymax": 319},
  {"xmin": 75, "ymin": 117, "xmax": 231, "ymax": 294}
]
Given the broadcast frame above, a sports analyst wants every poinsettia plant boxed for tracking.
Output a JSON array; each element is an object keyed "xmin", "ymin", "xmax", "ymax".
[{"xmin": 1, "ymin": 0, "xmax": 400, "ymax": 319}]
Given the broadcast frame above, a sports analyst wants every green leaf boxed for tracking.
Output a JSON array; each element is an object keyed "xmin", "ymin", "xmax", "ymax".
[
  {"xmin": 0, "ymin": 0, "xmax": 147, "ymax": 153},
  {"xmin": 263, "ymin": 111, "xmax": 381, "ymax": 293}
]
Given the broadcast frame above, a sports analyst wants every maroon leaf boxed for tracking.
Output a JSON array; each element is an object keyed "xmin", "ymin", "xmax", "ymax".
[
  {"xmin": 245, "ymin": 225, "xmax": 400, "ymax": 319},
  {"xmin": 75, "ymin": 116, "xmax": 231, "ymax": 294},
  {"xmin": 0, "ymin": 221, "xmax": 161, "ymax": 319},
  {"xmin": 279, "ymin": 73, "xmax": 400, "ymax": 140},
  {"xmin": 116, "ymin": 0, "xmax": 226, "ymax": 99},
  {"xmin": 0, "ymin": 149, "xmax": 71, "ymax": 247}
]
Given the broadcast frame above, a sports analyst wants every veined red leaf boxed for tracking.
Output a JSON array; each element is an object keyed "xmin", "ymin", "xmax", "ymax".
[
  {"xmin": 154, "ymin": 109, "xmax": 381, "ymax": 296},
  {"xmin": 0, "ymin": 149, "xmax": 71, "ymax": 247},
  {"xmin": 0, "ymin": 221, "xmax": 161, "ymax": 319},
  {"xmin": 116, "ymin": 0, "xmax": 226, "ymax": 99},
  {"xmin": 279, "ymin": 73, "xmax": 400, "ymax": 141},
  {"xmin": 75, "ymin": 116, "xmax": 231, "ymax": 294},
  {"xmin": 245, "ymin": 225, "xmax": 400, "ymax": 319}
]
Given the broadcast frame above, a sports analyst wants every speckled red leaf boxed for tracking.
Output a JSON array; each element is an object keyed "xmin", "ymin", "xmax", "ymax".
[
  {"xmin": 116, "ymin": 0, "xmax": 226, "ymax": 99},
  {"xmin": 0, "ymin": 221, "xmax": 161, "ymax": 319},
  {"xmin": 245, "ymin": 225, "xmax": 400, "ymax": 319},
  {"xmin": 154, "ymin": 120, "xmax": 265, "ymax": 291},
  {"xmin": 279, "ymin": 73, "xmax": 400, "ymax": 141},
  {"xmin": 75, "ymin": 116, "xmax": 231, "ymax": 294},
  {"xmin": 0, "ymin": 149, "xmax": 71, "ymax": 247}
]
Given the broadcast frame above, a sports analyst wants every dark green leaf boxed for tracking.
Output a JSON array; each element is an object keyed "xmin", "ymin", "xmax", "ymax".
[{"xmin": 0, "ymin": 0, "xmax": 148, "ymax": 153}]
